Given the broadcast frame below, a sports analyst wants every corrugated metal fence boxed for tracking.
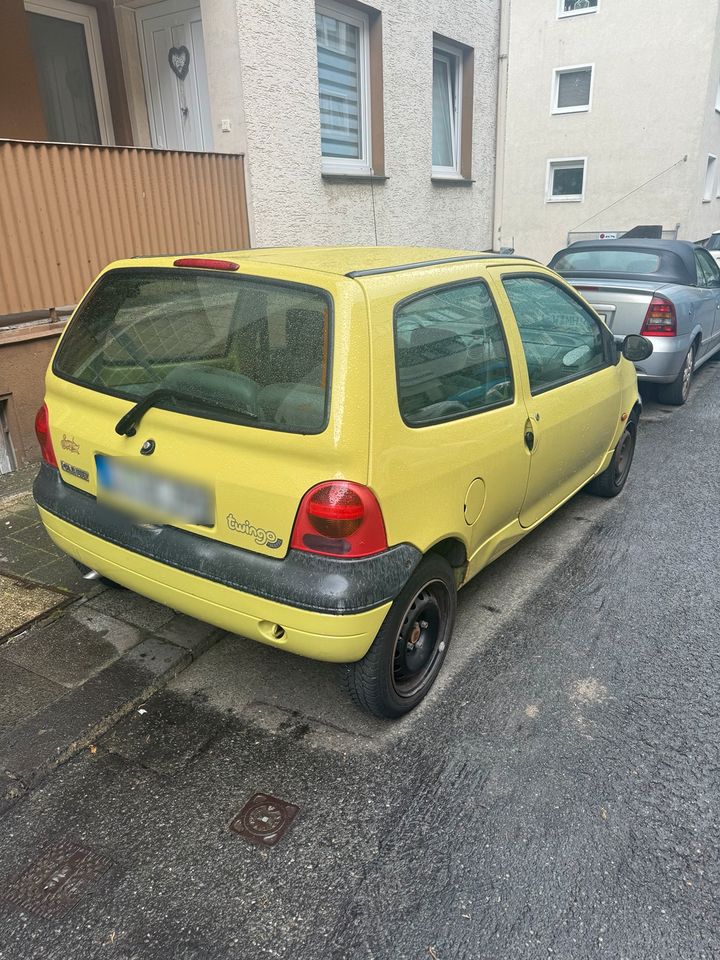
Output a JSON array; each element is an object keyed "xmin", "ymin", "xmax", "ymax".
[{"xmin": 0, "ymin": 140, "xmax": 249, "ymax": 315}]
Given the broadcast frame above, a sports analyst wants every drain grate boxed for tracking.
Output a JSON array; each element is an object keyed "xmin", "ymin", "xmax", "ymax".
[
  {"xmin": 0, "ymin": 839, "xmax": 113, "ymax": 918},
  {"xmin": 229, "ymin": 793, "xmax": 299, "ymax": 847}
]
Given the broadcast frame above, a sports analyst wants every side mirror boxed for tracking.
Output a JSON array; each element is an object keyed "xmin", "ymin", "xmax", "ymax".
[{"xmin": 622, "ymin": 334, "xmax": 654, "ymax": 362}]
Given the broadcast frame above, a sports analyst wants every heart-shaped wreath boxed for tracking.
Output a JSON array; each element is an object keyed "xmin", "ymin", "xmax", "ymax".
[{"xmin": 168, "ymin": 45, "xmax": 190, "ymax": 81}]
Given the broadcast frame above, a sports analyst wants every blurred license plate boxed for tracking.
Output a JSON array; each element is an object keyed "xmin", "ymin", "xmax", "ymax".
[{"xmin": 95, "ymin": 456, "xmax": 213, "ymax": 526}]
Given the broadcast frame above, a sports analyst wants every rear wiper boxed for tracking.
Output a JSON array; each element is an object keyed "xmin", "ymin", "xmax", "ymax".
[{"xmin": 115, "ymin": 387, "xmax": 257, "ymax": 436}]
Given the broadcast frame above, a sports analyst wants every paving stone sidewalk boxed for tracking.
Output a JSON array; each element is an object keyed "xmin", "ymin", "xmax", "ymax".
[{"xmin": 0, "ymin": 463, "xmax": 224, "ymax": 812}]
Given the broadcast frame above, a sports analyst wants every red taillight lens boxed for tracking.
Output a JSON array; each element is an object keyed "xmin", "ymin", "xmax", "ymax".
[
  {"xmin": 34, "ymin": 403, "xmax": 57, "ymax": 467},
  {"xmin": 641, "ymin": 296, "xmax": 677, "ymax": 337},
  {"xmin": 173, "ymin": 257, "xmax": 239, "ymax": 271},
  {"xmin": 291, "ymin": 481, "xmax": 388, "ymax": 558}
]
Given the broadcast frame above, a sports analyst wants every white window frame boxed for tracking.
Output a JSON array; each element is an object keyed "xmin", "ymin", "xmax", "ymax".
[
  {"xmin": 432, "ymin": 40, "xmax": 463, "ymax": 178},
  {"xmin": 546, "ymin": 157, "xmax": 587, "ymax": 203},
  {"xmin": 557, "ymin": 0, "xmax": 599, "ymax": 19},
  {"xmin": 704, "ymin": 154, "xmax": 717, "ymax": 202},
  {"xmin": 25, "ymin": 0, "xmax": 114, "ymax": 145},
  {"xmin": 552, "ymin": 64, "xmax": 594, "ymax": 115},
  {"xmin": 316, "ymin": 0, "xmax": 372, "ymax": 175}
]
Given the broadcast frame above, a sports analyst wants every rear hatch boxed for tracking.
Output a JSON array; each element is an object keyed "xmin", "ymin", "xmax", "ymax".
[
  {"xmin": 45, "ymin": 261, "xmax": 362, "ymax": 560},
  {"xmin": 568, "ymin": 278, "xmax": 671, "ymax": 337}
]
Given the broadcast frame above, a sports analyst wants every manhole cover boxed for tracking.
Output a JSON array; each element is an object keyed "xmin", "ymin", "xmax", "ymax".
[
  {"xmin": 0, "ymin": 572, "xmax": 73, "ymax": 643},
  {"xmin": 229, "ymin": 793, "xmax": 299, "ymax": 847},
  {"xmin": 0, "ymin": 839, "xmax": 113, "ymax": 918}
]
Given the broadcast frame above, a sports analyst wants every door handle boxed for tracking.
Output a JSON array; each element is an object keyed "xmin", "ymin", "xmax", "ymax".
[{"xmin": 524, "ymin": 429, "xmax": 535, "ymax": 451}]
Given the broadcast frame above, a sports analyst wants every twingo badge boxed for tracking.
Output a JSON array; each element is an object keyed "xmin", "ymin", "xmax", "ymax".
[
  {"xmin": 61, "ymin": 434, "xmax": 80, "ymax": 454},
  {"xmin": 227, "ymin": 514, "xmax": 282, "ymax": 549},
  {"xmin": 61, "ymin": 461, "xmax": 89, "ymax": 482}
]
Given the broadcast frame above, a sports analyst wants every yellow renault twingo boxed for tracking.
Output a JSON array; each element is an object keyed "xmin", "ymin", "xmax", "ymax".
[{"xmin": 33, "ymin": 247, "xmax": 652, "ymax": 718}]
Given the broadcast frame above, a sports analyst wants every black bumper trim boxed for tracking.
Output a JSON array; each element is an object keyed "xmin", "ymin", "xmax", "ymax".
[{"xmin": 33, "ymin": 464, "xmax": 421, "ymax": 616}]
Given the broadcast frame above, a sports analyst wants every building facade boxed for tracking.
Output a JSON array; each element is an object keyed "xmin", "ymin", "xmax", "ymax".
[
  {"xmin": 497, "ymin": 0, "xmax": 720, "ymax": 263},
  {"xmin": 0, "ymin": 0, "xmax": 501, "ymax": 470}
]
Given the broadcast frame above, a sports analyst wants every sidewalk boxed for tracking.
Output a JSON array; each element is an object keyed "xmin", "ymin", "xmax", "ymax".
[{"xmin": 0, "ymin": 464, "xmax": 224, "ymax": 812}]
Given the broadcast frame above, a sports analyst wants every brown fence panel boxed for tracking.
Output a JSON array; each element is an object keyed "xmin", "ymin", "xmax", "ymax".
[{"xmin": 0, "ymin": 140, "xmax": 249, "ymax": 315}]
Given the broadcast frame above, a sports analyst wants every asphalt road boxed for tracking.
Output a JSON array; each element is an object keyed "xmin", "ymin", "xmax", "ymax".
[{"xmin": 1, "ymin": 361, "xmax": 719, "ymax": 960}]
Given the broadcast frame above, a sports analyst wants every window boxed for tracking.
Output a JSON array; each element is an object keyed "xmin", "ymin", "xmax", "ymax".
[
  {"xmin": 503, "ymin": 276, "xmax": 607, "ymax": 394},
  {"xmin": 694, "ymin": 249, "xmax": 720, "ymax": 286},
  {"xmin": 432, "ymin": 35, "xmax": 474, "ymax": 180},
  {"xmin": 553, "ymin": 65, "xmax": 593, "ymax": 113},
  {"xmin": 394, "ymin": 282, "xmax": 513, "ymax": 426},
  {"xmin": 54, "ymin": 269, "xmax": 333, "ymax": 435},
  {"xmin": 547, "ymin": 158, "xmax": 586, "ymax": 201},
  {"xmin": 553, "ymin": 250, "xmax": 662, "ymax": 275},
  {"xmin": 704, "ymin": 155, "xmax": 717, "ymax": 202},
  {"xmin": 558, "ymin": 0, "xmax": 598, "ymax": 17},
  {"xmin": 25, "ymin": 0, "xmax": 114, "ymax": 145},
  {"xmin": 433, "ymin": 44, "xmax": 461, "ymax": 174},
  {"xmin": 316, "ymin": 1, "xmax": 371, "ymax": 174}
]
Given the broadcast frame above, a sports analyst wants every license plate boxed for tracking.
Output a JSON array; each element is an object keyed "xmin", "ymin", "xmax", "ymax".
[{"xmin": 95, "ymin": 456, "xmax": 213, "ymax": 526}]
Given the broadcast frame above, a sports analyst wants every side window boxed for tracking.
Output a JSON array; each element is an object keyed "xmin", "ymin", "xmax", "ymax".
[
  {"xmin": 503, "ymin": 275, "xmax": 607, "ymax": 395},
  {"xmin": 394, "ymin": 282, "xmax": 513, "ymax": 425},
  {"xmin": 696, "ymin": 249, "xmax": 720, "ymax": 286}
]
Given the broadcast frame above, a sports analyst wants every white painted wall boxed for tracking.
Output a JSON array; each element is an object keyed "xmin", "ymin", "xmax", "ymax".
[
  {"xmin": 197, "ymin": 0, "xmax": 500, "ymax": 249},
  {"xmin": 499, "ymin": 0, "xmax": 720, "ymax": 263}
]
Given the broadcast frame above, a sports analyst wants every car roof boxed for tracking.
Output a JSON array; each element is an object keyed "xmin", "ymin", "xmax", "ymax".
[
  {"xmin": 549, "ymin": 238, "xmax": 699, "ymax": 285},
  {"xmin": 131, "ymin": 245, "xmax": 531, "ymax": 278}
]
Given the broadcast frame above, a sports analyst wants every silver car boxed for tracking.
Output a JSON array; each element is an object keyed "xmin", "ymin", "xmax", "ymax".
[{"xmin": 549, "ymin": 239, "xmax": 720, "ymax": 404}]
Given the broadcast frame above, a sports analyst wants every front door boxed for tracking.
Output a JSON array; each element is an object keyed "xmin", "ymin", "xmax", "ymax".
[
  {"xmin": 693, "ymin": 249, "xmax": 720, "ymax": 344},
  {"xmin": 25, "ymin": 0, "xmax": 114, "ymax": 144},
  {"xmin": 493, "ymin": 269, "xmax": 621, "ymax": 529},
  {"xmin": 137, "ymin": 0, "xmax": 213, "ymax": 151}
]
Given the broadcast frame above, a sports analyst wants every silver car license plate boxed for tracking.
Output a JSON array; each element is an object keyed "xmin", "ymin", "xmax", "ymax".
[{"xmin": 95, "ymin": 455, "xmax": 213, "ymax": 526}]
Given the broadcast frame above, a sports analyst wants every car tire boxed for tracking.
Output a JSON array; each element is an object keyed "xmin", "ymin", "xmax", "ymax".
[
  {"xmin": 657, "ymin": 342, "xmax": 696, "ymax": 406},
  {"xmin": 343, "ymin": 554, "xmax": 457, "ymax": 719},
  {"xmin": 587, "ymin": 420, "xmax": 637, "ymax": 499}
]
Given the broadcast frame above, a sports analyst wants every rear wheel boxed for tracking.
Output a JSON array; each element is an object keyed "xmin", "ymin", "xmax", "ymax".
[
  {"xmin": 657, "ymin": 342, "xmax": 695, "ymax": 406},
  {"xmin": 587, "ymin": 420, "xmax": 637, "ymax": 498},
  {"xmin": 343, "ymin": 554, "xmax": 457, "ymax": 719}
]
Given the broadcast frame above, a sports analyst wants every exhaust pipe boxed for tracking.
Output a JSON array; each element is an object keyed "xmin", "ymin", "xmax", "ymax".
[{"xmin": 82, "ymin": 568, "xmax": 102, "ymax": 581}]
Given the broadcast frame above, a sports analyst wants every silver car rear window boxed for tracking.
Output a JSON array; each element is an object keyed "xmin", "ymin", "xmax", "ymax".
[
  {"xmin": 53, "ymin": 268, "xmax": 332, "ymax": 434},
  {"xmin": 553, "ymin": 250, "xmax": 662, "ymax": 274}
]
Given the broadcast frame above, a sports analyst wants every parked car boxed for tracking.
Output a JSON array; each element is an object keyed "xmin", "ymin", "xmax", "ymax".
[
  {"xmin": 33, "ymin": 248, "xmax": 651, "ymax": 718},
  {"xmin": 549, "ymin": 239, "xmax": 720, "ymax": 404},
  {"xmin": 704, "ymin": 231, "xmax": 720, "ymax": 266}
]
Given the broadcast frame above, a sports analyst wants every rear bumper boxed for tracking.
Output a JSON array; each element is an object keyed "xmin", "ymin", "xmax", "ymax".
[
  {"xmin": 615, "ymin": 333, "xmax": 692, "ymax": 384},
  {"xmin": 34, "ymin": 465, "xmax": 420, "ymax": 662}
]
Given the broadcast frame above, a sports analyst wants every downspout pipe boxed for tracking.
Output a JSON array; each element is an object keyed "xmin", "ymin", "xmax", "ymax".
[{"xmin": 493, "ymin": 0, "xmax": 511, "ymax": 251}]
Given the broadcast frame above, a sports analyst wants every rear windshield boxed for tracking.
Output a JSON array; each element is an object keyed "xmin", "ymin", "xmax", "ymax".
[
  {"xmin": 553, "ymin": 250, "xmax": 663, "ymax": 274},
  {"xmin": 54, "ymin": 269, "xmax": 332, "ymax": 434},
  {"xmin": 706, "ymin": 235, "xmax": 720, "ymax": 251}
]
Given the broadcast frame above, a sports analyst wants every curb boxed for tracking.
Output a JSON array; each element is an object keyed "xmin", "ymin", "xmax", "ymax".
[{"xmin": 0, "ymin": 627, "xmax": 224, "ymax": 814}]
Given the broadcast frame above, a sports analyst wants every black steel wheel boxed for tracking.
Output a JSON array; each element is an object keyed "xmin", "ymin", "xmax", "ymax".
[
  {"xmin": 588, "ymin": 420, "xmax": 637, "ymax": 498},
  {"xmin": 343, "ymin": 554, "xmax": 457, "ymax": 719}
]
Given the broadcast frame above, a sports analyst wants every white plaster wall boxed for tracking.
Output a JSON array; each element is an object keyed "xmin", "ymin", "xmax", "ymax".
[
  {"xmin": 204, "ymin": 0, "xmax": 500, "ymax": 249},
  {"xmin": 500, "ymin": 0, "xmax": 720, "ymax": 263}
]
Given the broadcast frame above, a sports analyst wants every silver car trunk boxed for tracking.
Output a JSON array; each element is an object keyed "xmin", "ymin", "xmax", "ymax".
[{"xmin": 569, "ymin": 279, "xmax": 673, "ymax": 337}]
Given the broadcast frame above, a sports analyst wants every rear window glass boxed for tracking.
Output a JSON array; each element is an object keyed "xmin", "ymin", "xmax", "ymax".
[
  {"xmin": 54, "ymin": 269, "xmax": 332, "ymax": 434},
  {"xmin": 553, "ymin": 250, "xmax": 662, "ymax": 274}
]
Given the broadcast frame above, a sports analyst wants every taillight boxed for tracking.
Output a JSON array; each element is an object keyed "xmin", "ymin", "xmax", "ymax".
[
  {"xmin": 173, "ymin": 257, "xmax": 239, "ymax": 271},
  {"xmin": 641, "ymin": 296, "xmax": 676, "ymax": 337},
  {"xmin": 34, "ymin": 403, "xmax": 57, "ymax": 467},
  {"xmin": 290, "ymin": 481, "xmax": 387, "ymax": 558}
]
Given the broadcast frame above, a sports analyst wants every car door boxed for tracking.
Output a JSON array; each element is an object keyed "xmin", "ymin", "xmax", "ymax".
[
  {"xmin": 694, "ymin": 248, "xmax": 720, "ymax": 341},
  {"xmin": 490, "ymin": 269, "xmax": 621, "ymax": 529},
  {"xmin": 368, "ymin": 274, "xmax": 531, "ymax": 578},
  {"xmin": 691, "ymin": 250, "xmax": 719, "ymax": 351}
]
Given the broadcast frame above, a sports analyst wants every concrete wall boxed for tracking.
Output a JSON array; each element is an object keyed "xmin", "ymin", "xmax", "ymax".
[
  {"xmin": 0, "ymin": 334, "xmax": 60, "ymax": 467},
  {"xmin": 500, "ymin": 0, "xmax": 720, "ymax": 263},
  {"xmin": 212, "ymin": 0, "xmax": 500, "ymax": 249}
]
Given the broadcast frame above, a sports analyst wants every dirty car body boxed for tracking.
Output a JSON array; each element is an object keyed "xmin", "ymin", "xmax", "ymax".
[{"xmin": 33, "ymin": 247, "xmax": 645, "ymax": 717}]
